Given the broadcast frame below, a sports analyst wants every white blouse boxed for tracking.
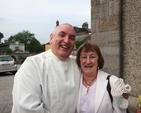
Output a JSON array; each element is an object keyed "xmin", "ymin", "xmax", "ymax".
[{"xmin": 80, "ymin": 81, "xmax": 97, "ymax": 113}]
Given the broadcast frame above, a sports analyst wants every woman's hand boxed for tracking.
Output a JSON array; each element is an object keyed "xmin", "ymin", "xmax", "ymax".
[{"xmin": 122, "ymin": 93, "xmax": 130, "ymax": 99}]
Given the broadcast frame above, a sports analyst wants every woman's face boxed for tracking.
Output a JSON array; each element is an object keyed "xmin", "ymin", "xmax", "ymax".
[{"xmin": 80, "ymin": 48, "xmax": 99, "ymax": 76}]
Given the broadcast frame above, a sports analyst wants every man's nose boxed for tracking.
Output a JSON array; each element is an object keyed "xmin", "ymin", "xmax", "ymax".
[{"xmin": 64, "ymin": 37, "xmax": 69, "ymax": 43}]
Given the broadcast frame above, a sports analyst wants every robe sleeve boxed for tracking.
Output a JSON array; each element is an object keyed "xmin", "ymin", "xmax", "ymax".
[{"xmin": 12, "ymin": 57, "xmax": 50, "ymax": 113}]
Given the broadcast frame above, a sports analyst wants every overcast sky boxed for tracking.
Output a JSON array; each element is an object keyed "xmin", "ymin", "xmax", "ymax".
[{"xmin": 0, "ymin": 0, "xmax": 91, "ymax": 44}]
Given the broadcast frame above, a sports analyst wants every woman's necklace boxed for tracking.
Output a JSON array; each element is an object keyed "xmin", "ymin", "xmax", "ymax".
[{"xmin": 83, "ymin": 76, "xmax": 97, "ymax": 94}]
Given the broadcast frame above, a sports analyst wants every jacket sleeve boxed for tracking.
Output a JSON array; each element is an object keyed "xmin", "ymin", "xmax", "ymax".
[
  {"xmin": 110, "ymin": 75, "xmax": 131, "ymax": 113},
  {"xmin": 112, "ymin": 102, "xmax": 127, "ymax": 113},
  {"xmin": 12, "ymin": 57, "xmax": 50, "ymax": 113}
]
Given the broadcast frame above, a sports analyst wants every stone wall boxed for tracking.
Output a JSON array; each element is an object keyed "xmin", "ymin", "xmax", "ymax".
[
  {"xmin": 91, "ymin": 0, "xmax": 121, "ymax": 77},
  {"xmin": 122, "ymin": 0, "xmax": 141, "ymax": 112},
  {"xmin": 91, "ymin": 0, "xmax": 141, "ymax": 112}
]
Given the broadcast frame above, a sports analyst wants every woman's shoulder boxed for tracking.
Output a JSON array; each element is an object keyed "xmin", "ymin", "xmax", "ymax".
[
  {"xmin": 99, "ymin": 70, "xmax": 118, "ymax": 77},
  {"xmin": 98, "ymin": 70, "xmax": 119, "ymax": 83}
]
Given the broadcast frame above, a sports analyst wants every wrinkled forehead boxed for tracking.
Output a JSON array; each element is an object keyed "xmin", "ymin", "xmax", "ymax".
[{"xmin": 54, "ymin": 24, "xmax": 76, "ymax": 35}]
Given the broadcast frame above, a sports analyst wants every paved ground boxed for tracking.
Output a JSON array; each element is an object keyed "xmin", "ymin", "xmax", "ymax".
[
  {"xmin": 0, "ymin": 73, "xmax": 14, "ymax": 113},
  {"xmin": 0, "ymin": 65, "xmax": 21, "ymax": 113}
]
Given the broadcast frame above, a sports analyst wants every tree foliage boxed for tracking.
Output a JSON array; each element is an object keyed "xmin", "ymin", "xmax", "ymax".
[
  {"xmin": 8, "ymin": 30, "xmax": 44, "ymax": 53},
  {"xmin": 28, "ymin": 38, "xmax": 45, "ymax": 53},
  {"xmin": 0, "ymin": 47, "xmax": 13, "ymax": 54},
  {"xmin": 75, "ymin": 40, "xmax": 84, "ymax": 49},
  {"xmin": 8, "ymin": 30, "xmax": 35, "ymax": 50},
  {"xmin": 0, "ymin": 32, "xmax": 4, "ymax": 43}
]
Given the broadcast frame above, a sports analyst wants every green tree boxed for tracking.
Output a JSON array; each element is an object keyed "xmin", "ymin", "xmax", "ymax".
[
  {"xmin": 8, "ymin": 30, "xmax": 45, "ymax": 53},
  {"xmin": 75, "ymin": 40, "xmax": 84, "ymax": 49},
  {"xmin": 0, "ymin": 47, "xmax": 13, "ymax": 54},
  {"xmin": 28, "ymin": 38, "xmax": 45, "ymax": 53},
  {"xmin": 0, "ymin": 32, "xmax": 4, "ymax": 43},
  {"xmin": 8, "ymin": 30, "xmax": 35, "ymax": 51}
]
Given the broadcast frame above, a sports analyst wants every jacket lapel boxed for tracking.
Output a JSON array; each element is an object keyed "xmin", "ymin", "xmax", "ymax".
[{"xmin": 95, "ymin": 70, "xmax": 108, "ymax": 113}]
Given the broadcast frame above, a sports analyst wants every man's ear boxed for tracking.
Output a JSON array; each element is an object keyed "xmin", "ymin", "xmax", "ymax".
[{"xmin": 50, "ymin": 33, "xmax": 53, "ymax": 44}]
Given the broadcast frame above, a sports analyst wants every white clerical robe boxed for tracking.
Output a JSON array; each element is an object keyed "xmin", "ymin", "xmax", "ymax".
[{"xmin": 12, "ymin": 49, "xmax": 81, "ymax": 113}]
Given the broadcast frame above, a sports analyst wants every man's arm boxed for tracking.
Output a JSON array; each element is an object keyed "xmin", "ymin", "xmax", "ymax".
[{"xmin": 12, "ymin": 57, "xmax": 50, "ymax": 113}]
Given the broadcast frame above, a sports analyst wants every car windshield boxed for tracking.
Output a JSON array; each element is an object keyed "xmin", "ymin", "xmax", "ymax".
[{"xmin": 0, "ymin": 56, "xmax": 13, "ymax": 62}]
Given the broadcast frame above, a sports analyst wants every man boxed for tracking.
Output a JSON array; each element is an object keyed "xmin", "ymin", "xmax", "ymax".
[{"xmin": 12, "ymin": 23, "xmax": 81, "ymax": 113}]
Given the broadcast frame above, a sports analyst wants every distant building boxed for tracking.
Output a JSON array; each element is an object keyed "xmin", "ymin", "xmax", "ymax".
[
  {"xmin": 45, "ymin": 42, "xmax": 50, "ymax": 51},
  {"xmin": 74, "ymin": 22, "xmax": 91, "ymax": 35},
  {"xmin": 0, "ymin": 40, "xmax": 25, "ymax": 54},
  {"xmin": 9, "ymin": 41, "xmax": 25, "ymax": 53},
  {"xmin": 73, "ymin": 22, "xmax": 91, "ymax": 55}
]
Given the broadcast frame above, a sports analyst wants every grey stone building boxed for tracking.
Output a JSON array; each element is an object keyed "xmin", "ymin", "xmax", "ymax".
[{"xmin": 91, "ymin": 0, "xmax": 141, "ymax": 112}]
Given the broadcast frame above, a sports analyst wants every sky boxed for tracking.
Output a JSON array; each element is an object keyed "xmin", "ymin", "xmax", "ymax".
[{"xmin": 0, "ymin": 0, "xmax": 91, "ymax": 44}]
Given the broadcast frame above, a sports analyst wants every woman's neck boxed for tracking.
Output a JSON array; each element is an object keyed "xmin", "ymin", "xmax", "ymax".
[{"xmin": 83, "ymin": 74, "xmax": 97, "ymax": 87}]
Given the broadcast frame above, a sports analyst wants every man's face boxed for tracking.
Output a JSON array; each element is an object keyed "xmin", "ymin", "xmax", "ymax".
[{"xmin": 50, "ymin": 24, "xmax": 76, "ymax": 60}]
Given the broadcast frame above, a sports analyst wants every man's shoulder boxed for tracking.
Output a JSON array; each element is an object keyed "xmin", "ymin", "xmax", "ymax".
[{"xmin": 28, "ymin": 50, "xmax": 50, "ymax": 59}]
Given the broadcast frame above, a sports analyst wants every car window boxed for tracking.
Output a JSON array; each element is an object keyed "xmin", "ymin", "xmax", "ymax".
[
  {"xmin": 6, "ymin": 56, "xmax": 13, "ymax": 61},
  {"xmin": 0, "ymin": 56, "xmax": 13, "ymax": 61},
  {"xmin": 0, "ymin": 57, "xmax": 5, "ymax": 61}
]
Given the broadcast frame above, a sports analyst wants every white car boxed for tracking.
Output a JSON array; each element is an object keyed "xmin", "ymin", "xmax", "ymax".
[{"xmin": 0, "ymin": 55, "xmax": 17, "ymax": 74}]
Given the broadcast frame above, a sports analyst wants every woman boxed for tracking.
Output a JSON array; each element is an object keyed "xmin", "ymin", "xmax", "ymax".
[{"xmin": 76, "ymin": 42, "xmax": 131, "ymax": 113}]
